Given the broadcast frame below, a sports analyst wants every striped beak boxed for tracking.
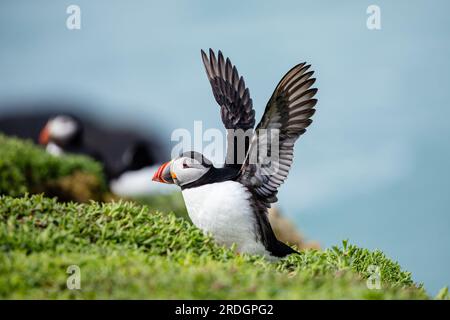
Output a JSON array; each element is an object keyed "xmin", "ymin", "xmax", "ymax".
[
  {"xmin": 152, "ymin": 161, "xmax": 174, "ymax": 184},
  {"xmin": 39, "ymin": 124, "xmax": 50, "ymax": 145}
]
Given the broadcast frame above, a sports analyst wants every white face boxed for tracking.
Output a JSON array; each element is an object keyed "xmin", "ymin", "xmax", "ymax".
[
  {"xmin": 48, "ymin": 115, "xmax": 78, "ymax": 142},
  {"xmin": 170, "ymin": 156, "xmax": 210, "ymax": 187}
]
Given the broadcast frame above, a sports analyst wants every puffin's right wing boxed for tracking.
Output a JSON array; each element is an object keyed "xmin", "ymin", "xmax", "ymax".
[
  {"xmin": 201, "ymin": 49, "xmax": 256, "ymax": 169},
  {"xmin": 239, "ymin": 63, "xmax": 318, "ymax": 205}
]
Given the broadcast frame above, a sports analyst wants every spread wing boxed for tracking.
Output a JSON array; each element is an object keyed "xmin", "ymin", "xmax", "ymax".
[
  {"xmin": 239, "ymin": 63, "xmax": 318, "ymax": 205},
  {"xmin": 201, "ymin": 49, "xmax": 256, "ymax": 169}
]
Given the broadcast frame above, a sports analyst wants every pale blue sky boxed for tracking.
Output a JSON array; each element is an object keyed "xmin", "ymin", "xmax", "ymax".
[{"xmin": 1, "ymin": 0, "xmax": 449, "ymax": 294}]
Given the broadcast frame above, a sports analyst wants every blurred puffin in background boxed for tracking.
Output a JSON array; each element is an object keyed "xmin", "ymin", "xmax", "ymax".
[{"xmin": 39, "ymin": 114, "xmax": 171, "ymax": 194}]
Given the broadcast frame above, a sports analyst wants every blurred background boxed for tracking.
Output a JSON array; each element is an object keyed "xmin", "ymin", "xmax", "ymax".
[{"xmin": 1, "ymin": 0, "xmax": 449, "ymax": 294}]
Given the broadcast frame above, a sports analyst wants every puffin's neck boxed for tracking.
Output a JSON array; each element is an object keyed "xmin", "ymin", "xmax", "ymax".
[{"xmin": 180, "ymin": 166, "xmax": 240, "ymax": 190}]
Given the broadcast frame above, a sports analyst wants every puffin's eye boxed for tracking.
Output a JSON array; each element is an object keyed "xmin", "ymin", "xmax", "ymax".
[{"xmin": 182, "ymin": 159, "xmax": 190, "ymax": 169}]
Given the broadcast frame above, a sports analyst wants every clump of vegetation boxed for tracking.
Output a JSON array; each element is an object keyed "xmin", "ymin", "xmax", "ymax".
[
  {"xmin": 0, "ymin": 134, "xmax": 106, "ymax": 200},
  {"xmin": 36, "ymin": 171, "xmax": 106, "ymax": 202},
  {"xmin": 0, "ymin": 194, "xmax": 428, "ymax": 299}
]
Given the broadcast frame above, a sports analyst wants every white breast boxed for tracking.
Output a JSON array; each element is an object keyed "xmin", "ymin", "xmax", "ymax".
[
  {"xmin": 46, "ymin": 143, "xmax": 64, "ymax": 156},
  {"xmin": 181, "ymin": 181, "xmax": 270, "ymax": 257}
]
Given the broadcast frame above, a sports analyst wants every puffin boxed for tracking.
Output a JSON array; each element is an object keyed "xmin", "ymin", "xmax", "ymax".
[
  {"xmin": 39, "ymin": 115, "xmax": 156, "ymax": 183},
  {"xmin": 153, "ymin": 49, "xmax": 318, "ymax": 259}
]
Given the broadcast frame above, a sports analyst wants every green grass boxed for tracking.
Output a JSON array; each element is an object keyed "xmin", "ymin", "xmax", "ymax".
[
  {"xmin": 0, "ymin": 134, "xmax": 106, "ymax": 198},
  {"xmin": 0, "ymin": 194, "xmax": 429, "ymax": 299}
]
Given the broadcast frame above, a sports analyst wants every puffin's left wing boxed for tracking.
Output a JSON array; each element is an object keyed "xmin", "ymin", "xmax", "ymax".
[
  {"xmin": 239, "ymin": 63, "xmax": 318, "ymax": 204},
  {"xmin": 201, "ymin": 49, "xmax": 255, "ymax": 169}
]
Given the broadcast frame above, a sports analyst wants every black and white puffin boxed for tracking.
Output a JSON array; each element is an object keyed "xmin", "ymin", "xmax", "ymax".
[
  {"xmin": 39, "ymin": 115, "xmax": 156, "ymax": 183},
  {"xmin": 153, "ymin": 49, "xmax": 318, "ymax": 259}
]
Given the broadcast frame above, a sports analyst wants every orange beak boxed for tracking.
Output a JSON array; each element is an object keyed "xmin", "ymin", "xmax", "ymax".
[
  {"xmin": 39, "ymin": 124, "xmax": 50, "ymax": 145},
  {"xmin": 152, "ymin": 161, "xmax": 174, "ymax": 184}
]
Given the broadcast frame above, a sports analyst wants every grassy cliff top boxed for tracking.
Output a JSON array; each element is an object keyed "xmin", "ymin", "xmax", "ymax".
[{"xmin": 0, "ymin": 194, "xmax": 429, "ymax": 299}]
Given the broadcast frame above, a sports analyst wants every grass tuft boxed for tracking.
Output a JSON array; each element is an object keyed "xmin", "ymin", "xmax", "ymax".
[{"xmin": 0, "ymin": 134, "xmax": 106, "ymax": 199}]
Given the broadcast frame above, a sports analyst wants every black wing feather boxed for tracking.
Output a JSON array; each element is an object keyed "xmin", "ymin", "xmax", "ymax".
[
  {"xmin": 239, "ymin": 63, "xmax": 318, "ymax": 205},
  {"xmin": 201, "ymin": 49, "xmax": 256, "ymax": 169}
]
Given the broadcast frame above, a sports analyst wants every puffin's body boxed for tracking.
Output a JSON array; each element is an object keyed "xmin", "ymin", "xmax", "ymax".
[
  {"xmin": 153, "ymin": 49, "xmax": 318, "ymax": 259},
  {"xmin": 182, "ymin": 181, "xmax": 268, "ymax": 256},
  {"xmin": 182, "ymin": 179, "xmax": 299, "ymax": 258}
]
